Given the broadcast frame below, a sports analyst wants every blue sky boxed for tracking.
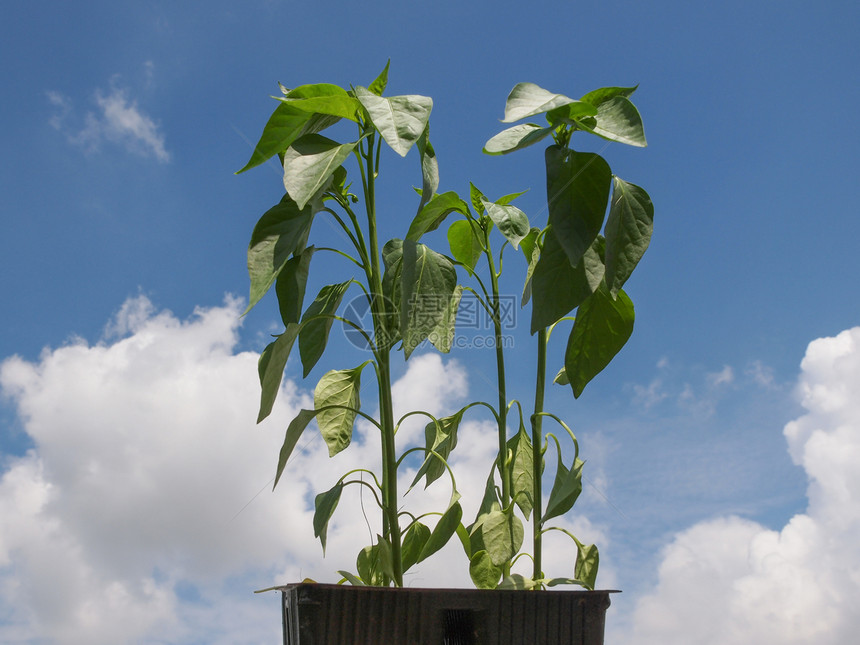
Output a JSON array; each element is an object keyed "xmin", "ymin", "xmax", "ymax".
[{"xmin": 2, "ymin": 1, "xmax": 859, "ymax": 643}]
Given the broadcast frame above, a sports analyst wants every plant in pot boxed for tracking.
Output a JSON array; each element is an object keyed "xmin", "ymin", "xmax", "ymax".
[{"xmin": 237, "ymin": 65, "xmax": 652, "ymax": 644}]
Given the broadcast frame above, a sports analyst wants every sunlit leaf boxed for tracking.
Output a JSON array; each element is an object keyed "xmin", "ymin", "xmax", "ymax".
[
  {"xmin": 406, "ymin": 191, "xmax": 470, "ymax": 242},
  {"xmin": 367, "ymin": 60, "xmax": 390, "ymax": 96},
  {"xmin": 447, "ymin": 220, "xmax": 483, "ymax": 276},
  {"xmin": 482, "ymin": 509, "xmax": 524, "ymax": 567},
  {"xmin": 314, "ymin": 365, "xmax": 364, "ymax": 457},
  {"xmin": 355, "ymin": 87, "xmax": 433, "ymax": 156},
  {"xmin": 507, "ymin": 423, "xmax": 535, "ymax": 519},
  {"xmin": 413, "ymin": 408, "xmax": 465, "ymax": 488},
  {"xmin": 419, "ymin": 498, "xmax": 462, "ymax": 561},
  {"xmin": 502, "ymin": 82, "xmax": 596, "ymax": 123},
  {"xmin": 481, "ymin": 198, "xmax": 530, "ymax": 250},
  {"xmin": 469, "ymin": 550, "xmax": 502, "ymax": 589},
  {"xmin": 282, "ymin": 134, "xmax": 357, "ymax": 209},
  {"xmin": 577, "ymin": 96, "xmax": 647, "ymax": 147},
  {"xmin": 401, "ymin": 521, "xmax": 431, "ymax": 572},
  {"xmin": 542, "ymin": 436, "xmax": 584, "ymax": 523},
  {"xmin": 415, "ymin": 126, "xmax": 438, "ymax": 214},
  {"xmin": 575, "ymin": 541, "xmax": 599, "ymax": 591},
  {"xmin": 483, "ymin": 123, "xmax": 554, "ymax": 155}
]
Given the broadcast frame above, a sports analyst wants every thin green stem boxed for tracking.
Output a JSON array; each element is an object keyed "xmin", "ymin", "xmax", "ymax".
[
  {"xmin": 531, "ymin": 327, "xmax": 547, "ymax": 581},
  {"xmin": 361, "ymin": 129, "xmax": 402, "ymax": 586}
]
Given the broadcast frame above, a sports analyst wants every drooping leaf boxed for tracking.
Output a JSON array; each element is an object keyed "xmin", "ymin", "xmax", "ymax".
[
  {"xmin": 574, "ymin": 541, "xmax": 600, "ymax": 591},
  {"xmin": 356, "ymin": 544, "xmax": 385, "ymax": 586},
  {"xmin": 465, "ymin": 470, "xmax": 502, "ymax": 558},
  {"xmin": 520, "ymin": 227, "xmax": 542, "ymax": 306},
  {"xmin": 274, "ymin": 408, "xmax": 318, "ymax": 489},
  {"xmin": 400, "ymin": 240, "xmax": 458, "ymax": 358},
  {"xmin": 406, "ymin": 191, "xmax": 470, "ymax": 242},
  {"xmin": 564, "ymin": 285, "xmax": 635, "ymax": 398},
  {"xmin": 401, "ymin": 521, "xmax": 431, "ymax": 573},
  {"xmin": 275, "ymin": 246, "xmax": 315, "ymax": 326},
  {"xmin": 367, "ymin": 60, "xmax": 390, "ymax": 96},
  {"xmin": 419, "ymin": 498, "xmax": 463, "ymax": 562},
  {"xmin": 530, "ymin": 230, "xmax": 604, "ymax": 334},
  {"xmin": 507, "ymin": 422, "xmax": 535, "ymax": 519},
  {"xmin": 236, "ymin": 97, "xmax": 340, "ymax": 174},
  {"xmin": 282, "ymin": 134, "xmax": 357, "ymax": 209},
  {"xmin": 483, "ymin": 123, "xmax": 555, "ymax": 155},
  {"xmin": 428, "ymin": 284, "xmax": 462, "ymax": 354},
  {"xmin": 577, "ymin": 96, "xmax": 647, "ymax": 147},
  {"xmin": 469, "ymin": 550, "xmax": 502, "ymax": 589},
  {"xmin": 542, "ymin": 436, "xmax": 584, "ymax": 523},
  {"xmin": 380, "ymin": 239, "xmax": 404, "ymax": 345},
  {"xmin": 413, "ymin": 408, "xmax": 466, "ymax": 488},
  {"xmin": 337, "ymin": 570, "xmax": 366, "ymax": 586},
  {"xmin": 257, "ymin": 324, "xmax": 300, "ymax": 423},
  {"xmin": 604, "ymin": 178, "xmax": 653, "ymax": 296},
  {"xmin": 246, "ymin": 194, "xmax": 316, "ymax": 314},
  {"xmin": 374, "ymin": 535, "xmax": 396, "ymax": 582},
  {"xmin": 481, "ymin": 509, "xmax": 524, "ymax": 567},
  {"xmin": 354, "ymin": 87, "xmax": 433, "ymax": 157},
  {"xmin": 545, "ymin": 146, "xmax": 612, "ymax": 267},
  {"xmin": 447, "ymin": 220, "xmax": 483, "ymax": 276},
  {"xmin": 299, "ymin": 281, "xmax": 351, "ymax": 377},
  {"xmin": 501, "ymin": 83, "xmax": 596, "ymax": 123},
  {"xmin": 313, "ymin": 481, "xmax": 343, "ymax": 553},
  {"xmin": 481, "ymin": 198, "xmax": 530, "ymax": 250},
  {"xmin": 415, "ymin": 126, "xmax": 438, "ymax": 215},
  {"xmin": 314, "ymin": 365, "xmax": 364, "ymax": 457}
]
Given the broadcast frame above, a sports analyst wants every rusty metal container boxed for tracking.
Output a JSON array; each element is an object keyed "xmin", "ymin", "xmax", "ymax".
[{"xmin": 274, "ymin": 583, "xmax": 616, "ymax": 644}]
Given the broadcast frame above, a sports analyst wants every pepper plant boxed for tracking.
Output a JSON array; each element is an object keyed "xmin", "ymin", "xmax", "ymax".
[{"xmin": 238, "ymin": 63, "xmax": 468, "ymax": 587}]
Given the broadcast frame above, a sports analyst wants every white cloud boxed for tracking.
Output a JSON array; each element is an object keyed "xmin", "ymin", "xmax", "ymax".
[
  {"xmin": 0, "ymin": 296, "xmax": 504, "ymax": 642},
  {"xmin": 47, "ymin": 73, "xmax": 170, "ymax": 162},
  {"xmin": 620, "ymin": 327, "xmax": 860, "ymax": 644}
]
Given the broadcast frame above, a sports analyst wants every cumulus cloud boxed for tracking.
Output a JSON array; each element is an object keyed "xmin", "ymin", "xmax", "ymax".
[
  {"xmin": 47, "ymin": 72, "xmax": 170, "ymax": 162},
  {"xmin": 622, "ymin": 327, "xmax": 860, "ymax": 644},
  {"xmin": 0, "ymin": 296, "xmax": 490, "ymax": 642}
]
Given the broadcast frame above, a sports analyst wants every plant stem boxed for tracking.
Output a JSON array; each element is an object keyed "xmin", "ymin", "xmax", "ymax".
[
  {"xmin": 484, "ymin": 238, "xmax": 511, "ymax": 578},
  {"xmin": 362, "ymin": 133, "xmax": 403, "ymax": 586},
  {"xmin": 531, "ymin": 327, "xmax": 547, "ymax": 582}
]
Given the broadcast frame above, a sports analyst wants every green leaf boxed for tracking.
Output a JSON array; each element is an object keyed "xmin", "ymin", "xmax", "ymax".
[
  {"xmin": 400, "ymin": 240, "xmax": 458, "ymax": 358},
  {"xmin": 406, "ymin": 191, "xmax": 470, "ymax": 242},
  {"xmin": 275, "ymin": 246, "xmax": 315, "ymax": 326},
  {"xmin": 246, "ymin": 194, "xmax": 316, "ymax": 314},
  {"xmin": 299, "ymin": 281, "xmax": 351, "ymax": 377},
  {"xmin": 415, "ymin": 126, "xmax": 438, "ymax": 215},
  {"xmin": 314, "ymin": 365, "xmax": 364, "ymax": 457},
  {"xmin": 481, "ymin": 509, "xmax": 524, "ymax": 567},
  {"xmin": 542, "ymin": 436, "xmax": 584, "ymax": 523},
  {"xmin": 604, "ymin": 178, "xmax": 653, "ymax": 296},
  {"xmin": 313, "ymin": 481, "xmax": 343, "ymax": 554},
  {"xmin": 375, "ymin": 535, "xmax": 396, "ymax": 582},
  {"xmin": 282, "ymin": 134, "xmax": 357, "ymax": 209},
  {"xmin": 483, "ymin": 123, "xmax": 555, "ymax": 155},
  {"xmin": 354, "ymin": 87, "xmax": 433, "ymax": 157},
  {"xmin": 501, "ymin": 83, "xmax": 597, "ymax": 123},
  {"xmin": 498, "ymin": 574, "xmax": 540, "ymax": 590},
  {"xmin": 469, "ymin": 183, "xmax": 486, "ymax": 216},
  {"xmin": 447, "ymin": 220, "xmax": 483, "ymax": 276},
  {"xmin": 257, "ymin": 324, "xmax": 300, "ymax": 423},
  {"xmin": 428, "ymin": 285, "xmax": 462, "ymax": 353},
  {"xmin": 564, "ymin": 285, "xmax": 635, "ymax": 398},
  {"xmin": 580, "ymin": 85, "xmax": 638, "ymax": 106},
  {"xmin": 401, "ymin": 521, "xmax": 431, "ymax": 573},
  {"xmin": 469, "ymin": 550, "xmax": 502, "ymax": 589},
  {"xmin": 273, "ymin": 408, "xmax": 318, "ymax": 489},
  {"xmin": 507, "ymin": 422, "xmax": 534, "ymax": 519},
  {"xmin": 520, "ymin": 227, "xmax": 542, "ymax": 306},
  {"xmin": 545, "ymin": 146, "xmax": 612, "ymax": 267},
  {"xmin": 279, "ymin": 83, "xmax": 361, "ymax": 122},
  {"xmin": 530, "ymin": 230, "xmax": 604, "ymax": 334},
  {"xmin": 380, "ymin": 239, "xmax": 404, "ymax": 346},
  {"xmin": 368, "ymin": 60, "xmax": 390, "ymax": 96},
  {"xmin": 575, "ymin": 542, "xmax": 600, "ymax": 591},
  {"xmin": 236, "ymin": 99, "xmax": 340, "ymax": 174},
  {"xmin": 356, "ymin": 544, "xmax": 385, "ymax": 586},
  {"xmin": 577, "ymin": 96, "xmax": 647, "ymax": 147},
  {"xmin": 337, "ymin": 570, "xmax": 366, "ymax": 586},
  {"xmin": 553, "ymin": 366, "xmax": 569, "ymax": 386},
  {"xmin": 419, "ymin": 498, "xmax": 463, "ymax": 562},
  {"xmin": 413, "ymin": 408, "xmax": 465, "ymax": 489},
  {"xmin": 481, "ymin": 198, "xmax": 529, "ymax": 250}
]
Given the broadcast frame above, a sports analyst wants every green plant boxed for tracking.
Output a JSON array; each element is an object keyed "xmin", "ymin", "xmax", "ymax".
[
  {"xmin": 405, "ymin": 82, "xmax": 653, "ymax": 590},
  {"xmin": 238, "ymin": 63, "xmax": 467, "ymax": 587},
  {"xmin": 239, "ymin": 68, "xmax": 653, "ymax": 592}
]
